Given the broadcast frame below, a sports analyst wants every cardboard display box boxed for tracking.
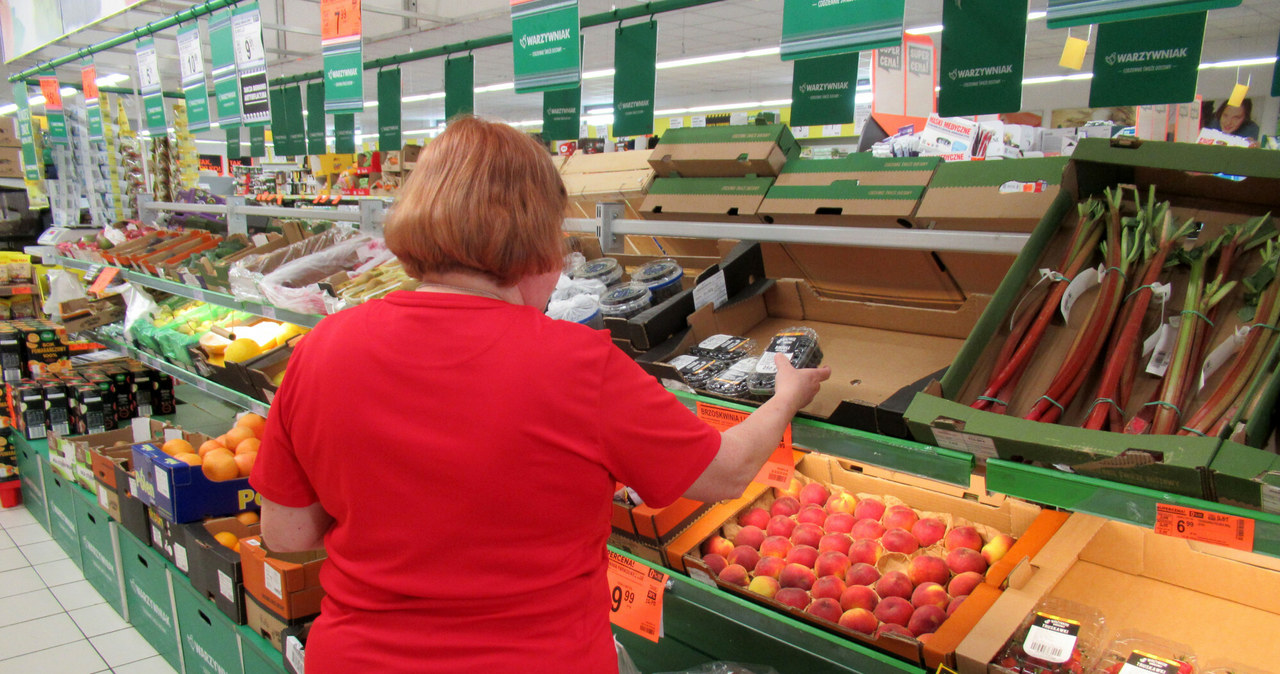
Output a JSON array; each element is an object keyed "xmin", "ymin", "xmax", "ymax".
[
  {"xmin": 43, "ymin": 462, "xmax": 83, "ymax": 567},
  {"xmin": 148, "ymin": 506, "xmax": 186, "ymax": 570},
  {"xmin": 955, "ymin": 513, "xmax": 1280, "ymax": 674},
  {"xmin": 759, "ymin": 182, "xmax": 926, "ymax": 228},
  {"xmin": 172, "ymin": 576, "xmax": 245, "ymax": 674},
  {"xmin": 914, "ymin": 157, "xmax": 1069, "ymax": 233},
  {"xmin": 55, "ymin": 418, "xmax": 169, "ymax": 495},
  {"xmin": 245, "ymin": 592, "xmax": 315, "ymax": 653},
  {"xmin": 239, "ymin": 536, "xmax": 326, "ymax": 620},
  {"xmin": 904, "ymin": 140, "xmax": 1280, "ymax": 499},
  {"xmin": 119, "ymin": 532, "xmax": 182, "ymax": 671},
  {"xmin": 72, "ymin": 485, "xmax": 125, "ymax": 615},
  {"xmin": 182, "ymin": 516, "xmax": 261, "ymax": 624},
  {"xmin": 639, "ymin": 176, "xmax": 775, "ymax": 223},
  {"xmin": 774, "ymin": 155, "xmax": 940, "ymax": 188},
  {"xmin": 59, "ymin": 294, "xmax": 127, "ymax": 333},
  {"xmin": 15, "ymin": 435, "xmax": 47, "ymax": 529},
  {"xmin": 560, "ymin": 150, "xmax": 657, "ymax": 220},
  {"xmin": 612, "ymin": 483, "xmax": 711, "ymax": 544},
  {"xmin": 0, "ymin": 146, "xmax": 21, "ymax": 179},
  {"xmin": 648, "ymin": 124, "xmax": 799, "ymax": 178},
  {"xmin": 132, "ymin": 441, "xmax": 261, "ymax": 524}
]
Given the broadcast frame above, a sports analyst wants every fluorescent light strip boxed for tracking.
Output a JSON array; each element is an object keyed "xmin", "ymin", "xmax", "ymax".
[
  {"xmin": 906, "ymin": 24, "xmax": 943, "ymax": 35},
  {"xmin": 1023, "ymin": 73, "xmax": 1094, "ymax": 85},
  {"xmin": 0, "ymin": 104, "xmax": 16, "ymax": 115},
  {"xmin": 1199, "ymin": 56, "xmax": 1277, "ymax": 69}
]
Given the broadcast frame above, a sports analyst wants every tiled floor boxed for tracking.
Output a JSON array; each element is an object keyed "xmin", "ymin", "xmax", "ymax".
[{"xmin": 0, "ymin": 503, "xmax": 179, "ymax": 674}]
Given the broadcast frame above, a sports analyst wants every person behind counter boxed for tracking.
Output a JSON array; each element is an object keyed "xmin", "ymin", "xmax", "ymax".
[{"xmin": 1207, "ymin": 99, "xmax": 1260, "ymax": 145}]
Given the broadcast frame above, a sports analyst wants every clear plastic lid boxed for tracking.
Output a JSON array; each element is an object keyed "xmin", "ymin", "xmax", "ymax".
[
  {"xmin": 690, "ymin": 334, "xmax": 756, "ymax": 361},
  {"xmin": 668, "ymin": 354, "xmax": 732, "ymax": 388},
  {"xmin": 599, "ymin": 282, "xmax": 652, "ymax": 319},
  {"xmin": 748, "ymin": 327, "xmax": 823, "ymax": 396},
  {"xmin": 570, "ymin": 257, "xmax": 624, "ymax": 286},
  {"xmin": 633, "ymin": 258, "xmax": 685, "ymax": 303},
  {"xmin": 706, "ymin": 357, "xmax": 758, "ymax": 398},
  {"xmin": 992, "ymin": 597, "xmax": 1107, "ymax": 674},
  {"xmin": 1093, "ymin": 630, "xmax": 1197, "ymax": 674}
]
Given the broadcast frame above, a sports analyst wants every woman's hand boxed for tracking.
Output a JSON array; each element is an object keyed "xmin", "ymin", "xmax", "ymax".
[{"xmin": 772, "ymin": 352, "xmax": 831, "ymax": 414}]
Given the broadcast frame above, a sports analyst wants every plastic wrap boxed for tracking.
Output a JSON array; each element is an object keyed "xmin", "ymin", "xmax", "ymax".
[
  {"xmin": 258, "ymin": 235, "xmax": 393, "ymax": 314},
  {"xmin": 547, "ymin": 293, "xmax": 603, "ymax": 328},
  {"xmin": 706, "ymin": 356, "xmax": 758, "ymax": 398},
  {"xmin": 748, "ymin": 327, "xmax": 823, "ymax": 398},
  {"xmin": 689, "ymin": 334, "xmax": 756, "ymax": 361},
  {"xmin": 600, "ymin": 282, "xmax": 653, "ymax": 319},
  {"xmin": 229, "ymin": 227, "xmax": 358, "ymax": 303},
  {"xmin": 992, "ymin": 598, "xmax": 1106, "ymax": 674},
  {"xmin": 43, "ymin": 269, "xmax": 88, "ymax": 317},
  {"xmin": 667, "ymin": 354, "xmax": 734, "ymax": 389},
  {"xmin": 654, "ymin": 663, "xmax": 779, "ymax": 674},
  {"xmin": 1094, "ymin": 630, "xmax": 1197, "ymax": 674}
]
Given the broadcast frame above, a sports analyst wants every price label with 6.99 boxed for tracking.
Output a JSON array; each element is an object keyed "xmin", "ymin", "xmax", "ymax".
[{"xmin": 606, "ymin": 551, "xmax": 667, "ymax": 642}]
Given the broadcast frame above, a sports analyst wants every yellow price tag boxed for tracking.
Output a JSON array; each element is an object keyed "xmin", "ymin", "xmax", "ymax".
[{"xmin": 1060, "ymin": 36, "xmax": 1089, "ymax": 70}]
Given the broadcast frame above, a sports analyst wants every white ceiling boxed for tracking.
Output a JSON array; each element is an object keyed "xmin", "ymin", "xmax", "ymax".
[{"xmin": 4, "ymin": 0, "xmax": 1279, "ymax": 135}]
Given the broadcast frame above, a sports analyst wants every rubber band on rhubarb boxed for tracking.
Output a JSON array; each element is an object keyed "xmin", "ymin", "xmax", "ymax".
[
  {"xmin": 1249, "ymin": 322, "xmax": 1280, "ymax": 332},
  {"xmin": 1180, "ymin": 426, "xmax": 1207, "ymax": 437},
  {"xmin": 1124, "ymin": 283, "xmax": 1163, "ymax": 301},
  {"xmin": 976, "ymin": 396, "xmax": 1007, "ymax": 407},
  {"xmin": 1180, "ymin": 310, "xmax": 1214, "ymax": 327},
  {"xmin": 1037, "ymin": 395, "xmax": 1065, "ymax": 414},
  {"xmin": 1085, "ymin": 397, "xmax": 1123, "ymax": 416},
  {"xmin": 1144, "ymin": 400, "xmax": 1182, "ymax": 416}
]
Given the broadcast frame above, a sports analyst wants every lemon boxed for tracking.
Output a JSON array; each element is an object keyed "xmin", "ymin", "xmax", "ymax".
[{"xmin": 223, "ymin": 338, "xmax": 262, "ymax": 363}]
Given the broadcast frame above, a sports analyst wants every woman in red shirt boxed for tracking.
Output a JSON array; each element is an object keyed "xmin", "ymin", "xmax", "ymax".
[{"xmin": 251, "ymin": 116, "xmax": 830, "ymax": 674}]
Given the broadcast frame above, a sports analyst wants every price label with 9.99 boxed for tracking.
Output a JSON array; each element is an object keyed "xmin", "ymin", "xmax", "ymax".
[{"xmin": 606, "ymin": 551, "xmax": 666, "ymax": 643}]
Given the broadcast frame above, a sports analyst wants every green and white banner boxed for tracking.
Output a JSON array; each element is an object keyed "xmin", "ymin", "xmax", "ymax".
[
  {"xmin": 209, "ymin": 9, "xmax": 241, "ymax": 127},
  {"xmin": 938, "ymin": 0, "xmax": 1027, "ymax": 117},
  {"xmin": 1272, "ymin": 30, "xmax": 1279, "ymax": 97},
  {"xmin": 612, "ymin": 21, "xmax": 657, "ymax": 138},
  {"xmin": 1046, "ymin": 0, "xmax": 1239, "ymax": 29},
  {"xmin": 306, "ymin": 81, "xmax": 326, "ymax": 154},
  {"xmin": 226, "ymin": 127, "xmax": 241, "ymax": 160},
  {"xmin": 270, "ymin": 87, "xmax": 289, "ymax": 155},
  {"xmin": 284, "ymin": 85, "xmax": 306, "ymax": 156},
  {"xmin": 1089, "ymin": 11, "xmax": 1206, "ymax": 107},
  {"xmin": 135, "ymin": 37, "xmax": 167, "ymax": 134},
  {"xmin": 334, "ymin": 113, "xmax": 355, "ymax": 154},
  {"xmin": 780, "ymin": 0, "xmax": 905, "ymax": 61},
  {"xmin": 377, "ymin": 68, "xmax": 401, "ymax": 151},
  {"xmin": 232, "ymin": 1, "xmax": 271, "ymax": 126},
  {"xmin": 444, "ymin": 55, "xmax": 474, "ymax": 121},
  {"xmin": 511, "ymin": 0, "xmax": 580, "ymax": 94},
  {"xmin": 80, "ymin": 59, "xmax": 104, "ymax": 140},
  {"xmin": 37, "ymin": 72, "xmax": 67, "ymax": 144},
  {"xmin": 13, "ymin": 82, "xmax": 40, "ymax": 181},
  {"xmin": 249, "ymin": 124, "xmax": 266, "ymax": 157},
  {"xmin": 176, "ymin": 22, "xmax": 211, "ymax": 132},
  {"xmin": 542, "ymin": 86, "xmax": 580, "ymax": 142},
  {"xmin": 791, "ymin": 52, "xmax": 858, "ymax": 127},
  {"xmin": 322, "ymin": 0, "xmax": 364, "ymax": 113}
]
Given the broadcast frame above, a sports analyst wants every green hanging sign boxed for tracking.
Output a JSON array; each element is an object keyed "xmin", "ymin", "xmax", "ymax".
[
  {"xmin": 270, "ymin": 87, "xmax": 289, "ymax": 155},
  {"xmin": 1272, "ymin": 31, "xmax": 1280, "ymax": 97},
  {"xmin": 38, "ymin": 71, "xmax": 68, "ymax": 144},
  {"xmin": 511, "ymin": 0, "xmax": 581, "ymax": 94},
  {"xmin": 444, "ymin": 55, "xmax": 474, "ymax": 121},
  {"xmin": 1089, "ymin": 11, "xmax": 1206, "ymax": 108},
  {"xmin": 322, "ymin": 0, "xmax": 364, "ymax": 113},
  {"xmin": 81, "ymin": 60, "xmax": 104, "ymax": 141},
  {"xmin": 780, "ymin": 0, "xmax": 905, "ymax": 61},
  {"xmin": 377, "ymin": 69, "xmax": 401, "ymax": 152},
  {"xmin": 135, "ymin": 37, "xmax": 168, "ymax": 135},
  {"xmin": 177, "ymin": 22, "xmax": 212, "ymax": 132},
  {"xmin": 13, "ymin": 82, "xmax": 40, "ymax": 181},
  {"xmin": 938, "ymin": 0, "xmax": 1028, "ymax": 117},
  {"xmin": 233, "ymin": 2, "xmax": 271, "ymax": 126},
  {"xmin": 209, "ymin": 9, "xmax": 241, "ymax": 127},
  {"xmin": 1046, "ymin": 0, "xmax": 1239, "ymax": 29},
  {"xmin": 542, "ymin": 86, "xmax": 580, "ymax": 142},
  {"xmin": 227, "ymin": 127, "xmax": 242, "ymax": 160},
  {"xmin": 250, "ymin": 125, "xmax": 266, "ymax": 157},
  {"xmin": 306, "ymin": 81, "xmax": 327, "ymax": 154},
  {"xmin": 790, "ymin": 52, "xmax": 859, "ymax": 127},
  {"xmin": 334, "ymin": 113, "xmax": 356, "ymax": 154},
  {"xmin": 612, "ymin": 21, "xmax": 657, "ymax": 138},
  {"xmin": 284, "ymin": 86, "xmax": 306, "ymax": 156}
]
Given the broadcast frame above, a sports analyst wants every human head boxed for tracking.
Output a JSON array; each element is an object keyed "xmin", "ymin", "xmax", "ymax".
[
  {"xmin": 384, "ymin": 116, "xmax": 567, "ymax": 287},
  {"xmin": 1214, "ymin": 99, "xmax": 1252, "ymax": 135}
]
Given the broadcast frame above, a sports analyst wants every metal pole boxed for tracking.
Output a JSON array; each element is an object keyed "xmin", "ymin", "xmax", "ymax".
[{"xmin": 23, "ymin": 79, "xmax": 185, "ymax": 101}]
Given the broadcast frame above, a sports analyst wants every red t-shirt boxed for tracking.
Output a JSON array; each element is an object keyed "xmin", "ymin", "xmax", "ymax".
[{"xmin": 251, "ymin": 290, "xmax": 720, "ymax": 674}]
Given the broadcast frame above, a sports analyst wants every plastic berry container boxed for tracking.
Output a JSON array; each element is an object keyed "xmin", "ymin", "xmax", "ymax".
[
  {"xmin": 599, "ymin": 283, "xmax": 653, "ymax": 320},
  {"xmin": 570, "ymin": 257, "xmax": 624, "ymax": 287},
  {"xmin": 689, "ymin": 334, "xmax": 756, "ymax": 361},
  {"xmin": 632, "ymin": 258, "xmax": 685, "ymax": 304},
  {"xmin": 667, "ymin": 354, "xmax": 732, "ymax": 389},
  {"xmin": 991, "ymin": 598, "xmax": 1106, "ymax": 674},
  {"xmin": 1093, "ymin": 630, "xmax": 1197, "ymax": 674},
  {"xmin": 705, "ymin": 357, "xmax": 758, "ymax": 398},
  {"xmin": 747, "ymin": 326, "xmax": 823, "ymax": 397}
]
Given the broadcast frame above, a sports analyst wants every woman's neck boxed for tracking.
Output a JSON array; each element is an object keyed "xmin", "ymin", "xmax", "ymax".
[{"xmin": 417, "ymin": 272, "xmax": 520, "ymax": 303}]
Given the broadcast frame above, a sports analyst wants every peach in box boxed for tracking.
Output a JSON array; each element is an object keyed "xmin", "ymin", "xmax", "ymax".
[
  {"xmin": 839, "ymin": 608, "xmax": 878, "ymax": 635},
  {"xmin": 791, "ymin": 522, "xmax": 824, "ymax": 548},
  {"xmin": 760, "ymin": 535, "xmax": 792, "ymax": 558},
  {"xmin": 840, "ymin": 584, "xmax": 879, "ymax": 612}
]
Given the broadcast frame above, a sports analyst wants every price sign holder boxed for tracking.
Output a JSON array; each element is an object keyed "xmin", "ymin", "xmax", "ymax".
[
  {"xmin": 88, "ymin": 267, "xmax": 120, "ymax": 296},
  {"xmin": 606, "ymin": 551, "xmax": 667, "ymax": 643},
  {"xmin": 696, "ymin": 402, "xmax": 794, "ymax": 489},
  {"xmin": 1154, "ymin": 503, "xmax": 1254, "ymax": 552}
]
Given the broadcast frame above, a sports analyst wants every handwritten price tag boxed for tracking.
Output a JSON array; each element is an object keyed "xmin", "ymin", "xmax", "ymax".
[
  {"xmin": 606, "ymin": 551, "xmax": 666, "ymax": 643},
  {"xmin": 88, "ymin": 267, "xmax": 120, "ymax": 295},
  {"xmin": 1154, "ymin": 503, "xmax": 1254, "ymax": 552},
  {"xmin": 696, "ymin": 402, "xmax": 793, "ymax": 489}
]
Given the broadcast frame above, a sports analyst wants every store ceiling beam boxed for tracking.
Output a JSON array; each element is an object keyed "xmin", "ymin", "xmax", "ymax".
[{"xmin": 290, "ymin": 0, "xmax": 448, "ymax": 24}]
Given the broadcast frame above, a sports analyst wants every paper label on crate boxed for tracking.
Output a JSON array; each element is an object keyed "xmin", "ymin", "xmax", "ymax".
[
  {"xmin": 264, "ymin": 564, "xmax": 283, "ymax": 598},
  {"xmin": 1060, "ymin": 264, "xmax": 1103, "ymax": 324},
  {"xmin": 260, "ymin": 304, "xmax": 277, "ymax": 320},
  {"xmin": 930, "ymin": 428, "xmax": 998, "ymax": 461},
  {"xmin": 218, "ymin": 570, "xmax": 235, "ymax": 600},
  {"xmin": 163, "ymin": 429, "xmax": 183, "ymax": 442},
  {"xmin": 285, "ymin": 635, "xmax": 306, "ymax": 673},
  {"xmin": 1145, "ymin": 318, "xmax": 1181, "ymax": 377},
  {"xmin": 1118, "ymin": 650, "xmax": 1187, "ymax": 674},
  {"xmin": 1199, "ymin": 325, "xmax": 1249, "ymax": 390},
  {"xmin": 98, "ymin": 486, "xmax": 110, "ymax": 509},
  {"xmin": 174, "ymin": 544, "xmax": 188, "ymax": 572},
  {"xmin": 1023, "ymin": 613, "xmax": 1080, "ymax": 664},
  {"xmin": 606, "ymin": 550, "xmax": 666, "ymax": 643},
  {"xmin": 152, "ymin": 524, "xmax": 163, "ymax": 546},
  {"xmin": 791, "ymin": 125, "xmax": 810, "ymax": 138},
  {"xmin": 1154, "ymin": 503, "xmax": 1254, "ymax": 552},
  {"xmin": 692, "ymin": 270, "xmax": 729, "ymax": 310},
  {"xmin": 156, "ymin": 471, "xmax": 170, "ymax": 499},
  {"xmin": 129, "ymin": 477, "xmax": 138, "ymax": 499},
  {"xmin": 998, "ymin": 180, "xmax": 1047, "ymax": 194},
  {"xmin": 132, "ymin": 418, "xmax": 151, "ymax": 443},
  {"xmin": 696, "ymin": 402, "xmax": 794, "ymax": 489},
  {"xmin": 687, "ymin": 567, "xmax": 716, "ymax": 588},
  {"xmin": 1260, "ymin": 484, "xmax": 1280, "ymax": 515}
]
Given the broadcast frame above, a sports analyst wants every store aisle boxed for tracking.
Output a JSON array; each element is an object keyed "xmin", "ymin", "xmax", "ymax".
[{"xmin": 0, "ymin": 503, "xmax": 178, "ymax": 674}]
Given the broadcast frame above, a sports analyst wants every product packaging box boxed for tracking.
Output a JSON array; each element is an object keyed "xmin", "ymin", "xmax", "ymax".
[
  {"xmin": 171, "ymin": 577, "xmax": 245, "ymax": 674},
  {"xmin": 758, "ymin": 182, "xmax": 926, "ymax": 228},
  {"xmin": 17, "ymin": 321, "xmax": 71, "ymax": 379},
  {"xmin": 0, "ymin": 117, "xmax": 19, "ymax": 146},
  {"xmin": 611, "ymin": 482, "xmax": 710, "ymax": 546},
  {"xmin": 119, "ymin": 532, "xmax": 182, "ymax": 671},
  {"xmin": 245, "ymin": 592, "xmax": 315, "ymax": 653},
  {"xmin": 148, "ymin": 507, "xmax": 185, "ymax": 569},
  {"xmin": 16, "ymin": 436, "xmax": 47, "ymax": 528},
  {"xmin": 239, "ymin": 536, "xmax": 326, "ymax": 621},
  {"xmin": 0, "ymin": 325, "xmax": 23, "ymax": 383},
  {"xmin": 560, "ymin": 150, "xmax": 657, "ymax": 220},
  {"xmin": 638, "ymin": 176, "xmax": 775, "ymax": 223},
  {"xmin": 72, "ymin": 486, "xmax": 125, "ymax": 615},
  {"xmin": 59, "ymin": 294, "xmax": 128, "ymax": 333},
  {"xmin": 132, "ymin": 441, "xmax": 261, "ymax": 524},
  {"xmin": 914, "ymin": 157, "xmax": 1069, "ymax": 233},
  {"xmin": 0, "ymin": 146, "xmax": 21, "ymax": 178},
  {"xmin": 648, "ymin": 124, "xmax": 799, "ymax": 178},
  {"xmin": 0, "ymin": 425, "xmax": 13, "ymax": 483},
  {"xmin": 43, "ymin": 462, "xmax": 82, "ymax": 566},
  {"xmin": 240, "ymin": 624, "xmax": 290, "ymax": 674},
  {"xmin": 280, "ymin": 621, "xmax": 310, "ymax": 674},
  {"xmin": 182, "ymin": 516, "xmax": 261, "ymax": 624},
  {"xmin": 52, "ymin": 418, "xmax": 168, "ymax": 493}
]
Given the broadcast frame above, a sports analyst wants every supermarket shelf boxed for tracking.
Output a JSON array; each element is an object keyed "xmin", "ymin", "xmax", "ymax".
[
  {"xmin": 0, "ymin": 177, "xmax": 26, "ymax": 189},
  {"xmin": 986, "ymin": 459, "xmax": 1280, "ymax": 558},
  {"xmin": 0, "ymin": 283, "xmax": 36, "ymax": 296},
  {"xmin": 52, "ymin": 255, "xmax": 95, "ymax": 272}
]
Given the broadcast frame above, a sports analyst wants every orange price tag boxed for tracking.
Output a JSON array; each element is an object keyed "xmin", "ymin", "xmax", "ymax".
[
  {"xmin": 88, "ymin": 267, "xmax": 120, "ymax": 295},
  {"xmin": 320, "ymin": 0, "xmax": 361, "ymax": 41},
  {"xmin": 1154, "ymin": 503, "xmax": 1254, "ymax": 552},
  {"xmin": 81, "ymin": 64, "xmax": 99, "ymax": 100},
  {"xmin": 39, "ymin": 77, "xmax": 63, "ymax": 110},
  {"xmin": 606, "ymin": 551, "xmax": 666, "ymax": 643},
  {"xmin": 695, "ymin": 402, "xmax": 794, "ymax": 489},
  {"xmin": 9, "ymin": 285, "xmax": 31, "ymax": 295}
]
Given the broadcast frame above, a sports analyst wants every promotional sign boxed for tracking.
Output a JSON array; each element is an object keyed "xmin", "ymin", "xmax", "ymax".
[
  {"xmin": 232, "ymin": 1, "xmax": 271, "ymax": 126},
  {"xmin": 904, "ymin": 35, "xmax": 937, "ymax": 120},
  {"xmin": 938, "ymin": 0, "xmax": 1028, "ymax": 117},
  {"xmin": 177, "ymin": 22, "xmax": 211, "ymax": 132},
  {"xmin": 444, "ymin": 55, "xmax": 474, "ymax": 121},
  {"xmin": 334, "ymin": 113, "xmax": 355, "ymax": 154},
  {"xmin": 511, "ymin": 0, "xmax": 581, "ymax": 94},
  {"xmin": 612, "ymin": 21, "xmax": 657, "ymax": 138},
  {"xmin": 322, "ymin": 0, "xmax": 363, "ymax": 113},
  {"xmin": 542, "ymin": 86, "xmax": 580, "ymax": 142},
  {"xmin": 270, "ymin": 87, "xmax": 289, "ymax": 155},
  {"xmin": 1273, "ymin": 31, "xmax": 1280, "ymax": 97},
  {"xmin": 377, "ymin": 68, "xmax": 401, "ymax": 151},
  {"xmin": 606, "ymin": 551, "xmax": 667, "ymax": 643},
  {"xmin": 1089, "ymin": 12, "xmax": 1206, "ymax": 107},
  {"xmin": 81, "ymin": 59, "xmax": 104, "ymax": 140},
  {"xmin": 1172, "ymin": 94, "xmax": 1203, "ymax": 142},
  {"xmin": 1046, "ymin": 0, "xmax": 1239, "ymax": 29},
  {"xmin": 13, "ymin": 82, "xmax": 41, "ymax": 181},
  {"xmin": 284, "ymin": 85, "xmax": 306, "ymax": 156},
  {"xmin": 209, "ymin": 9, "xmax": 241, "ymax": 127},
  {"xmin": 135, "ymin": 37, "xmax": 167, "ymax": 134},
  {"xmin": 790, "ymin": 52, "xmax": 858, "ymax": 127},
  {"xmin": 306, "ymin": 81, "xmax": 326, "ymax": 154},
  {"xmin": 39, "ymin": 71, "xmax": 68, "ymax": 143},
  {"xmin": 780, "ymin": 0, "xmax": 905, "ymax": 61},
  {"xmin": 226, "ymin": 127, "xmax": 241, "ymax": 160},
  {"xmin": 871, "ymin": 35, "xmax": 935, "ymax": 137},
  {"xmin": 249, "ymin": 125, "xmax": 265, "ymax": 157},
  {"xmin": 1134, "ymin": 104, "xmax": 1171, "ymax": 140}
]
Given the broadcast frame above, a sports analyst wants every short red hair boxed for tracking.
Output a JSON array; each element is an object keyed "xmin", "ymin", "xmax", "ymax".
[{"xmin": 384, "ymin": 116, "xmax": 567, "ymax": 286}]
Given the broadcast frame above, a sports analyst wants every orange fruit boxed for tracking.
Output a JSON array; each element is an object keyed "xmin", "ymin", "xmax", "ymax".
[
  {"xmin": 235, "ymin": 511, "xmax": 259, "ymax": 526},
  {"xmin": 172, "ymin": 452, "xmax": 201, "ymax": 466},
  {"xmin": 234, "ymin": 451, "xmax": 257, "ymax": 478},
  {"xmin": 213, "ymin": 531, "xmax": 239, "ymax": 550},
  {"xmin": 201, "ymin": 449, "xmax": 239, "ymax": 482},
  {"xmin": 233, "ymin": 542, "xmax": 241, "ymax": 553},
  {"xmin": 198, "ymin": 440, "xmax": 226, "ymax": 458},
  {"xmin": 161, "ymin": 438, "xmax": 194, "ymax": 456},
  {"xmin": 224, "ymin": 426, "xmax": 256, "ymax": 449},
  {"xmin": 234, "ymin": 438, "xmax": 260, "ymax": 455},
  {"xmin": 236, "ymin": 413, "xmax": 267, "ymax": 437}
]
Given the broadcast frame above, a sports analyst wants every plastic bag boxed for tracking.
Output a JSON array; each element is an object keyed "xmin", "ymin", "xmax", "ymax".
[
  {"xmin": 258, "ymin": 235, "xmax": 392, "ymax": 314},
  {"xmin": 654, "ymin": 663, "xmax": 780, "ymax": 674},
  {"xmin": 42, "ymin": 268, "xmax": 87, "ymax": 317},
  {"xmin": 122, "ymin": 283, "xmax": 158, "ymax": 332},
  {"xmin": 615, "ymin": 636, "xmax": 641, "ymax": 674},
  {"xmin": 229, "ymin": 227, "xmax": 358, "ymax": 302},
  {"xmin": 546, "ymin": 293, "xmax": 602, "ymax": 327}
]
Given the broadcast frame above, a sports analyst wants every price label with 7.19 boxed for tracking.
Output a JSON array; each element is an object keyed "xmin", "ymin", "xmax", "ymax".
[{"xmin": 606, "ymin": 551, "xmax": 667, "ymax": 643}]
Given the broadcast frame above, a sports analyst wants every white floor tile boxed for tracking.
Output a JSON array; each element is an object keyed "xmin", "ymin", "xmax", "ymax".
[
  {"xmin": 111, "ymin": 654, "xmax": 181, "ymax": 674},
  {"xmin": 34, "ymin": 558, "xmax": 84, "ymax": 587},
  {"xmin": 0, "ymin": 567, "xmax": 43, "ymax": 599},
  {"xmin": 0, "ymin": 547, "xmax": 28, "ymax": 573},
  {"xmin": 0, "ymin": 531, "xmax": 12, "ymax": 550},
  {"xmin": 6, "ymin": 522, "xmax": 51, "ymax": 546},
  {"xmin": 89, "ymin": 628, "xmax": 160, "ymax": 668},
  {"xmin": 0, "ymin": 639, "xmax": 107, "ymax": 674},
  {"xmin": 52, "ymin": 580, "xmax": 108, "ymax": 612},
  {"xmin": 69, "ymin": 602, "xmax": 130, "ymax": 638},
  {"xmin": 20, "ymin": 539, "xmax": 69, "ymax": 565},
  {"xmin": 0, "ymin": 613, "xmax": 83, "ymax": 659},
  {"xmin": 0, "ymin": 588, "xmax": 63, "ymax": 628},
  {"xmin": 0, "ymin": 506, "xmax": 36, "ymax": 530}
]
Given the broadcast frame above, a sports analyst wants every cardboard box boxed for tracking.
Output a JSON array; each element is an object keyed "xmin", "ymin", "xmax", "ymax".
[
  {"xmin": 904, "ymin": 140, "xmax": 1280, "ymax": 498},
  {"xmin": 0, "ymin": 425, "xmax": 12, "ymax": 482},
  {"xmin": 648, "ymin": 124, "xmax": 799, "ymax": 178},
  {"xmin": 1208, "ymin": 442, "xmax": 1280, "ymax": 515},
  {"xmin": 612, "ymin": 484, "xmax": 711, "ymax": 544},
  {"xmin": 759, "ymin": 182, "xmax": 926, "ymax": 228},
  {"xmin": 72, "ymin": 486, "xmax": 125, "ymax": 615},
  {"xmin": 54, "ymin": 418, "xmax": 168, "ymax": 493},
  {"xmin": 132, "ymin": 442, "xmax": 261, "ymax": 523},
  {"xmin": 59, "ymin": 294, "xmax": 127, "ymax": 333},
  {"xmin": 0, "ymin": 117, "xmax": 18, "ymax": 146},
  {"xmin": 172, "ymin": 578, "xmax": 244, "ymax": 674},
  {"xmin": 148, "ymin": 506, "xmax": 185, "ymax": 569},
  {"xmin": 915, "ymin": 157, "xmax": 1069, "ymax": 233},
  {"xmin": 17, "ymin": 322, "xmax": 71, "ymax": 379},
  {"xmin": 15, "ymin": 436, "xmax": 47, "ymax": 529},
  {"xmin": 239, "ymin": 536, "xmax": 326, "ymax": 620},
  {"xmin": 242, "ymin": 624, "xmax": 292, "ymax": 674},
  {"xmin": 955, "ymin": 513, "xmax": 1280, "ymax": 673},
  {"xmin": 182, "ymin": 516, "xmax": 261, "ymax": 624},
  {"xmin": 245, "ymin": 592, "xmax": 314, "ymax": 653},
  {"xmin": 560, "ymin": 150, "xmax": 657, "ymax": 220},
  {"xmin": 773, "ymin": 155, "xmax": 940, "ymax": 188},
  {"xmin": 119, "ymin": 532, "xmax": 182, "ymax": 670},
  {"xmin": 639, "ymin": 176, "xmax": 774, "ymax": 223},
  {"xmin": 0, "ymin": 325, "xmax": 23, "ymax": 383},
  {"xmin": 280, "ymin": 622, "xmax": 310, "ymax": 674},
  {"xmin": 0, "ymin": 146, "xmax": 21, "ymax": 179}
]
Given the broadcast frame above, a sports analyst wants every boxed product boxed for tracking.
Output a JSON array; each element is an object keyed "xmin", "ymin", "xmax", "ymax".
[
  {"xmin": 904, "ymin": 140, "xmax": 1280, "ymax": 499},
  {"xmin": 648, "ymin": 124, "xmax": 799, "ymax": 178},
  {"xmin": 914, "ymin": 157, "xmax": 1069, "ymax": 233},
  {"xmin": 638, "ymin": 176, "xmax": 775, "ymax": 223},
  {"xmin": 181, "ymin": 515, "xmax": 261, "ymax": 623},
  {"xmin": 132, "ymin": 440, "xmax": 261, "ymax": 523},
  {"xmin": 238, "ymin": 536, "xmax": 326, "ymax": 620},
  {"xmin": 559, "ymin": 149, "xmax": 657, "ymax": 219},
  {"xmin": 17, "ymin": 321, "xmax": 71, "ymax": 378},
  {"xmin": 281, "ymin": 621, "xmax": 310, "ymax": 674},
  {"xmin": 147, "ymin": 506, "xmax": 186, "ymax": 568},
  {"xmin": 0, "ymin": 324, "xmax": 23, "ymax": 383},
  {"xmin": 758, "ymin": 182, "xmax": 926, "ymax": 228},
  {"xmin": 245, "ymin": 592, "xmax": 314, "ymax": 653},
  {"xmin": 90, "ymin": 445, "xmax": 151, "ymax": 545},
  {"xmin": 955, "ymin": 513, "xmax": 1280, "ymax": 673},
  {"xmin": 612, "ymin": 483, "xmax": 711, "ymax": 544},
  {"xmin": 9, "ymin": 381, "xmax": 46, "ymax": 440},
  {"xmin": 0, "ymin": 425, "xmax": 12, "ymax": 483},
  {"xmin": 919, "ymin": 115, "xmax": 981, "ymax": 159}
]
